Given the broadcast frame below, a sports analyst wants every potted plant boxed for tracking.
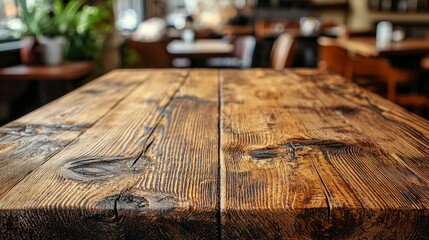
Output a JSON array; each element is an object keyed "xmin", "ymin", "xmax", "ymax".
[
  {"xmin": 13, "ymin": 0, "xmax": 114, "ymax": 72},
  {"xmin": 15, "ymin": 0, "xmax": 83, "ymax": 66},
  {"xmin": 66, "ymin": 0, "xmax": 114, "ymax": 74}
]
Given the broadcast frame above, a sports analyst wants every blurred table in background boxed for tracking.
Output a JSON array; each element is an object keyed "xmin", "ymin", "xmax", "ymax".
[
  {"xmin": 0, "ymin": 61, "xmax": 95, "ymax": 81},
  {"xmin": 167, "ymin": 39, "xmax": 234, "ymax": 67},
  {"xmin": 0, "ymin": 61, "xmax": 95, "ymax": 123},
  {"xmin": 337, "ymin": 37, "xmax": 429, "ymax": 57},
  {"xmin": 338, "ymin": 37, "xmax": 429, "ymax": 116},
  {"xmin": 167, "ymin": 39, "xmax": 234, "ymax": 58}
]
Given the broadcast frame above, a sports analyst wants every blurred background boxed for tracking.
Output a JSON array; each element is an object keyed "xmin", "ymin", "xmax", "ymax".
[{"xmin": 0, "ymin": 0, "xmax": 429, "ymax": 124}]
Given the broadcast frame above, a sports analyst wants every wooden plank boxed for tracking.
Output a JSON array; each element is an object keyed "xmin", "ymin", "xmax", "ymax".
[
  {"xmin": 220, "ymin": 69, "xmax": 362, "ymax": 239},
  {"xmin": 288, "ymin": 69, "xmax": 429, "ymax": 238},
  {"xmin": 0, "ymin": 70, "xmax": 150, "ymax": 198},
  {"xmin": 220, "ymin": 69, "xmax": 429, "ymax": 239},
  {"xmin": 0, "ymin": 69, "xmax": 219, "ymax": 239}
]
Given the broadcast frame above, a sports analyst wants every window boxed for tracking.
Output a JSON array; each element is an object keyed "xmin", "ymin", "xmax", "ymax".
[
  {"xmin": 115, "ymin": 0, "xmax": 144, "ymax": 32},
  {"xmin": 0, "ymin": 0, "xmax": 19, "ymax": 40},
  {"xmin": 1, "ymin": 0, "xmax": 146, "ymax": 39}
]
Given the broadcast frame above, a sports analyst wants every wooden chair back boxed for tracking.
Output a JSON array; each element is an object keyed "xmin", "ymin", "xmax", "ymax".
[
  {"xmin": 125, "ymin": 39, "xmax": 172, "ymax": 68},
  {"xmin": 270, "ymin": 33, "xmax": 297, "ymax": 70},
  {"xmin": 317, "ymin": 36, "xmax": 413, "ymax": 102},
  {"xmin": 397, "ymin": 94, "xmax": 429, "ymax": 116},
  {"xmin": 317, "ymin": 37, "xmax": 348, "ymax": 75},
  {"xmin": 344, "ymin": 55, "xmax": 413, "ymax": 101},
  {"xmin": 421, "ymin": 56, "xmax": 429, "ymax": 71}
]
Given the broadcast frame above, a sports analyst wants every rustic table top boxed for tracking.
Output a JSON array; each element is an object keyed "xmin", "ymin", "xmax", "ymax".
[
  {"xmin": 1, "ymin": 69, "xmax": 429, "ymax": 239},
  {"xmin": 337, "ymin": 37, "xmax": 429, "ymax": 57}
]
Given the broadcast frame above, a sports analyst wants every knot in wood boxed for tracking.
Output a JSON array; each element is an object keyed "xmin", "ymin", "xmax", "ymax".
[
  {"xmin": 97, "ymin": 192, "xmax": 149, "ymax": 212},
  {"xmin": 60, "ymin": 156, "xmax": 134, "ymax": 182},
  {"xmin": 116, "ymin": 192, "xmax": 149, "ymax": 210},
  {"xmin": 249, "ymin": 149, "xmax": 279, "ymax": 160},
  {"xmin": 330, "ymin": 105, "xmax": 359, "ymax": 115}
]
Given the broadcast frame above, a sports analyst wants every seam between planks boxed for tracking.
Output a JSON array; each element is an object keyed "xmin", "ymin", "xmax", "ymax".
[
  {"xmin": 0, "ymin": 71, "xmax": 156, "ymax": 200},
  {"xmin": 218, "ymin": 69, "xmax": 225, "ymax": 240}
]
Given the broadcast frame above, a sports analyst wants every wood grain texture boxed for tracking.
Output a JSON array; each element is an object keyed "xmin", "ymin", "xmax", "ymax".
[
  {"xmin": 220, "ymin": 69, "xmax": 429, "ymax": 239},
  {"xmin": 0, "ymin": 69, "xmax": 219, "ymax": 239},
  {"xmin": 1, "ymin": 69, "xmax": 429, "ymax": 239},
  {"xmin": 290, "ymin": 69, "xmax": 429, "ymax": 238},
  {"xmin": 0, "ymin": 70, "xmax": 150, "ymax": 198},
  {"xmin": 221, "ymin": 69, "xmax": 359, "ymax": 239}
]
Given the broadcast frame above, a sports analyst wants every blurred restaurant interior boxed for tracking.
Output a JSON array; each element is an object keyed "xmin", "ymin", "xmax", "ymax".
[{"xmin": 0, "ymin": 0, "xmax": 429, "ymax": 123}]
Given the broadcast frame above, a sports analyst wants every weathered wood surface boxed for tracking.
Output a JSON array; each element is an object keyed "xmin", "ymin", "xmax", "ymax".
[
  {"xmin": 0, "ymin": 70, "xmax": 150, "ymax": 198},
  {"xmin": 1, "ymin": 69, "xmax": 429, "ymax": 239},
  {"xmin": 0, "ymin": 69, "xmax": 219, "ymax": 239},
  {"xmin": 221, "ymin": 69, "xmax": 429, "ymax": 239}
]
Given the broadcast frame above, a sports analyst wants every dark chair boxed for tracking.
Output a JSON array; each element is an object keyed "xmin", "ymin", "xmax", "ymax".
[
  {"xmin": 421, "ymin": 56, "xmax": 429, "ymax": 71},
  {"xmin": 395, "ymin": 56, "xmax": 429, "ymax": 117}
]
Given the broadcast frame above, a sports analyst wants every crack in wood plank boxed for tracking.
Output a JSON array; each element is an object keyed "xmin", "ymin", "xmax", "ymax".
[
  {"xmin": 288, "ymin": 142, "xmax": 297, "ymax": 161},
  {"xmin": 128, "ymin": 72, "xmax": 189, "ymax": 169},
  {"xmin": 60, "ymin": 72, "xmax": 190, "ymax": 182},
  {"xmin": 128, "ymin": 137, "xmax": 155, "ymax": 170}
]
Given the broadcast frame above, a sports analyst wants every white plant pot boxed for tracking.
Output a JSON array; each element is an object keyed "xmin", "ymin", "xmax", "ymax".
[{"xmin": 38, "ymin": 36, "xmax": 66, "ymax": 66}]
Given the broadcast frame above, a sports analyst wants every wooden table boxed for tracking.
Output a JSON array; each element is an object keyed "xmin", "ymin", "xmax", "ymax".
[
  {"xmin": 337, "ymin": 37, "xmax": 429, "ymax": 57},
  {"xmin": 0, "ymin": 61, "xmax": 95, "ymax": 81},
  {"xmin": 0, "ymin": 61, "xmax": 95, "ymax": 105},
  {"xmin": 1, "ymin": 69, "xmax": 429, "ymax": 239}
]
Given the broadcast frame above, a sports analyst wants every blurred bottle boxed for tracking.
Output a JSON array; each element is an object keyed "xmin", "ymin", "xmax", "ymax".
[{"xmin": 376, "ymin": 21, "xmax": 392, "ymax": 49}]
